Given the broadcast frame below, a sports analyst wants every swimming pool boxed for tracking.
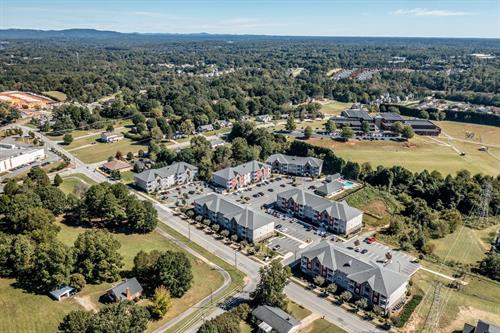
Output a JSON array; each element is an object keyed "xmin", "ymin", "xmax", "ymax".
[{"xmin": 343, "ymin": 181, "xmax": 354, "ymax": 188}]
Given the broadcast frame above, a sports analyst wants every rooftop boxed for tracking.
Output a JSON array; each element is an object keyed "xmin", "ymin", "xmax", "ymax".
[
  {"xmin": 109, "ymin": 278, "xmax": 143, "ymax": 301},
  {"xmin": 342, "ymin": 109, "xmax": 373, "ymax": 121},
  {"xmin": 252, "ymin": 305, "xmax": 300, "ymax": 333},
  {"xmin": 135, "ymin": 162, "xmax": 198, "ymax": 183},
  {"xmin": 266, "ymin": 154, "xmax": 323, "ymax": 168},
  {"xmin": 102, "ymin": 159, "xmax": 131, "ymax": 171},
  {"xmin": 213, "ymin": 160, "xmax": 268, "ymax": 180}
]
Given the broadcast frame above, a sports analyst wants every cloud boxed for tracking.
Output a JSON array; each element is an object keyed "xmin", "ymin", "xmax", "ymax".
[{"xmin": 392, "ymin": 8, "xmax": 473, "ymax": 17}]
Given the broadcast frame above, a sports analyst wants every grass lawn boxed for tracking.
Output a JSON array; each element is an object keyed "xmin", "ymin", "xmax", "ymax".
[
  {"xmin": 437, "ymin": 121, "xmax": 500, "ymax": 146},
  {"xmin": 72, "ymin": 138, "xmax": 150, "ymax": 164},
  {"xmin": 43, "ymin": 90, "xmax": 67, "ymax": 102},
  {"xmin": 0, "ymin": 278, "xmax": 82, "ymax": 333},
  {"xmin": 305, "ymin": 318, "xmax": 347, "ymax": 333},
  {"xmin": 239, "ymin": 321, "xmax": 254, "ymax": 333},
  {"xmin": 59, "ymin": 173, "xmax": 96, "ymax": 196},
  {"xmin": 430, "ymin": 225, "xmax": 498, "ymax": 265},
  {"xmin": 408, "ymin": 269, "xmax": 500, "ymax": 332},
  {"xmin": 306, "ymin": 135, "xmax": 498, "ymax": 176},
  {"xmin": 55, "ymin": 221, "xmax": 225, "ymax": 331},
  {"xmin": 119, "ymin": 170, "xmax": 136, "ymax": 185},
  {"xmin": 287, "ymin": 300, "xmax": 312, "ymax": 320},
  {"xmin": 319, "ymin": 100, "xmax": 352, "ymax": 116}
]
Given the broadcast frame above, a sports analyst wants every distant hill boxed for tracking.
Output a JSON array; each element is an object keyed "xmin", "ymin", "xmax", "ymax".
[{"xmin": 0, "ymin": 28, "xmax": 126, "ymax": 39}]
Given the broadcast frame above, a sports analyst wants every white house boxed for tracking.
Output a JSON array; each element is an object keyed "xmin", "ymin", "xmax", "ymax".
[{"xmin": 134, "ymin": 162, "xmax": 198, "ymax": 193}]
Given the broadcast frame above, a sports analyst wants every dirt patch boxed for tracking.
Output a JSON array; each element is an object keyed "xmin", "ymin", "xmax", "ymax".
[
  {"xmin": 443, "ymin": 306, "xmax": 500, "ymax": 332},
  {"xmin": 74, "ymin": 295, "xmax": 97, "ymax": 312},
  {"xmin": 300, "ymin": 314, "xmax": 321, "ymax": 333},
  {"xmin": 363, "ymin": 200, "xmax": 388, "ymax": 217}
]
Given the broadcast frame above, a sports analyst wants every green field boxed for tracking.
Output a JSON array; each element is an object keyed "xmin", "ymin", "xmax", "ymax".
[
  {"xmin": 71, "ymin": 138, "xmax": 150, "ymax": 164},
  {"xmin": 409, "ymin": 269, "xmax": 500, "ymax": 332},
  {"xmin": 430, "ymin": 225, "xmax": 498, "ymax": 265},
  {"xmin": 437, "ymin": 121, "xmax": 500, "ymax": 146},
  {"xmin": 307, "ymin": 134, "xmax": 499, "ymax": 176},
  {"xmin": 43, "ymin": 90, "xmax": 67, "ymax": 102},
  {"xmin": 59, "ymin": 173, "xmax": 96, "ymax": 196},
  {"xmin": 319, "ymin": 100, "xmax": 353, "ymax": 116},
  {"xmin": 306, "ymin": 318, "xmax": 347, "ymax": 333},
  {"xmin": 287, "ymin": 300, "xmax": 312, "ymax": 320}
]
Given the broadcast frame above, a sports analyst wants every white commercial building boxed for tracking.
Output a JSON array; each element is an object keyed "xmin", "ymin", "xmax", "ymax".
[{"xmin": 0, "ymin": 147, "xmax": 46, "ymax": 172}]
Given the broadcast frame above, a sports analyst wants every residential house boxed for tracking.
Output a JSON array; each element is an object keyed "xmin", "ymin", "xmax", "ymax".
[
  {"xmin": 107, "ymin": 278, "xmax": 143, "ymax": 302},
  {"xmin": 210, "ymin": 139, "xmax": 226, "ymax": 149},
  {"xmin": 197, "ymin": 124, "xmax": 214, "ymax": 133},
  {"xmin": 49, "ymin": 286, "xmax": 75, "ymax": 301},
  {"xmin": 463, "ymin": 320, "xmax": 500, "ymax": 333},
  {"xmin": 216, "ymin": 120, "xmax": 233, "ymax": 128},
  {"xmin": 212, "ymin": 160, "xmax": 271, "ymax": 191},
  {"xmin": 301, "ymin": 242, "xmax": 409, "ymax": 311},
  {"xmin": 266, "ymin": 154, "xmax": 323, "ymax": 177},
  {"xmin": 193, "ymin": 193, "xmax": 275, "ymax": 243},
  {"xmin": 276, "ymin": 188, "xmax": 362, "ymax": 235},
  {"xmin": 100, "ymin": 159, "xmax": 131, "ymax": 173},
  {"xmin": 100, "ymin": 131, "xmax": 124, "ymax": 143},
  {"xmin": 256, "ymin": 114, "xmax": 272, "ymax": 123},
  {"xmin": 252, "ymin": 305, "xmax": 301, "ymax": 333},
  {"xmin": 134, "ymin": 162, "xmax": 198, "ymax": 193}
]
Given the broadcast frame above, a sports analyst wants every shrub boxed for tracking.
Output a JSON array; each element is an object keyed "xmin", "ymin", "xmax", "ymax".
[{"xmin": 395, "ymin": 294, "xmax": 423, "ymax": 327}]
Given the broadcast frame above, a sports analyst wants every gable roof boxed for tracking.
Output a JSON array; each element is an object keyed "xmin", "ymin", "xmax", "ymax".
[
  {"xmin": 135, "ymin": 162, "xmax": 198, "ymax": 183},
  {"xmin": 473, "ymin": 320, "xmax": 500, "ymax": 333},
  {"xmin": 302, "ymin": 242, "xmax": 409, "ymax": 297},
  {"xmin": 109, "ymin": 278, "xmax": 143, "ymax": 301},
  {"xmin": 194, "ymin": 193, "xmax": 274, "ymax": 230},
  {"xmin": 277, "ymin": 188, "xmax": 362, "ymax": 221},
  {"xmin": 102, "ymin": 159, "xmax": 131, "ymax": 171},
  {"xmin": 316, "ymin": 180, "xmax": 343, "ymax": 196},
  {"xmin": 49, "ymin": 286, "xmax": 74, "ymax": 300},
  {"xmin": 252, "ymin": 305, "xmax": 300, "ymax": 333},
  {"xmin": 266, "ymin": 154, "xmax": 323, "ymax": 168},
  {"xmin": 213, "ymin": 160, "xmax": 268, "ymax": 181}
]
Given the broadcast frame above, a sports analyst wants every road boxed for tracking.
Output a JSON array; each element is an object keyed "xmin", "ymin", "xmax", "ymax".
[{"xmin": 13, "ymin": 124, "xmax": 380, "ymax": 333}]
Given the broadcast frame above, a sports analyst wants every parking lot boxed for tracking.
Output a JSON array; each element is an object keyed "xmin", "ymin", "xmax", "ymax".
[
  {"xmin": 160, "ymin": 181, "xmax": 214, "ymax": 207},
  {"xmin": 341, "ymin": 233, "xmax": 421, "ymax": 277}
]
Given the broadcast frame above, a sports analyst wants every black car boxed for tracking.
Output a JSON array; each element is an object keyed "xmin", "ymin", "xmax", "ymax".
[{"xmin": 275, "ymin": 224, "xmax": 282, "ymax": 229}]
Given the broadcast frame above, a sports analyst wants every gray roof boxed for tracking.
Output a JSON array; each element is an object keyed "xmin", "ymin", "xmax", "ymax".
[
  {"xmin": 135, "ymin": 162, "xmax": 198, "ymax": 183},
  {"xmin": 49, "ymin": 286, "xmax": 74, "ymax": 300},
  {"xmin": 326, "ymin": 173, "xmax": 341, "ymax": 182},
  {"xmin": 469, "ymin": 320, "xmax": 500, "ymax": 333},
  {"xmin": 213, "ymin": 160, "xmax": 269, "ymax": 181},
  {"xmin": 109, "ymin": 278, "xmax": 143, "ymax": 301},
  {"xmin": 302, "ymin": 242, "xmax": 408, "ymax": 297},
  {"xmin": 252, "ymin": 305, "xmax": 300, "ymax": 333},
  {"xmin": 266, "ymin": 154, "xmax": 323, "ymax": 168},
  {"xmin": 194, "ymin": 193, "xmax": 274, "ymax": 230},
  {"xmin": 277, "ymin": 188, "xmax": 362, "ymax": 221},
  {"xmin": 342, "ymin": 109, "xmax": 372, "ymax": 121},
  {"xmin": 404, "ymin": 119, "xmax": 438, "ymax": 127},
  {"xmin": 378, "ymin": 112, "xmax": 404, "ymax": 121},
  {"xmin": 316, "ymin": 180, "xmax": 343, "ymax": 196},
  {"xmin": 198, "ymin": 124, "xmax": 214, "ymax": 131}
]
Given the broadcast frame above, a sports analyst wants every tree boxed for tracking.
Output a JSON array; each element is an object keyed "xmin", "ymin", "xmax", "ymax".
[
  {"xmin": 221, "ymin": 229, "xmax": 230, "ymax": 239},
  {"xmin": 69, "ymin": 273, "xmax": 87, "ymax": 291},
  {"xmin": 303, "ymin": 126, "xmax": 313, "ymax": 139},
  {"xmin": 355, "ymin": 298, "xmax": 368, "ymax": 310},
  {"xmin": 179, "ymin": 119, "xmax": 195, "ymax": 135},
  {"xmin": 59, "ymin": 310, "xmax": 92, "ymax": 333},
  {"xmin": 285, "ymin": 116, "xmax": 296, "ymax": 131},
  {"xmin": 477, "ymin": 253, "xmax": 500, "ymax": 281},
  {"xmin": 361, "ymin": 121, "xmax": 371, "ymax": 134},
  {"xmin": 36, "ymin": 186, "xmax": 68, "ymax": 215},
  {"xmin": 27, "ymin": 166, "xmax": 50, "ymax": 187},
  {"xmin": 251, "ymin": 259, "xmax": 291, "ymax": 310},
  {"xmin": 211, "ymin": 224, "xmax": 220, "ymax": 233},
  {"xmin": 402, "ymin": 125, "xmax": 415, "ymax": 139},
  {"xmin": 87, "ymin": 301, "xmax": 150, "ymax": 333},
  {"xmin": 325, "ymin": 119, "xmax": 336, "ymax": 133},
  {"xmin": 326, "ymin": 283, "xmax": 337, "ymax": 295},
  {"xmin": 15, "ymin": 207, "xmax": 60, "ymax": 242},
  {"xmin": 19, "ymin": 239, "xmax": 73, "ymax": 292},
  {"xmin": 73, "ymin": 230, "xmax": 124, "ymax": 283},
  {"xmin": 3, "ymin": 179, "xmax": 18, "ymax": 195},
  {"xmin": 126, "ymin": 200, "xmax": 158, "ymax": 233},
  {"xmin": 53, "ymin": 174, "xmax": 64, "ymax": 187},
  {"xmin": 231, "ymin": 234, "xmax": 238, "ymax": 243},
  {"xmin": 154, "ymin": 251, "xmax": 193, "ymax": 297},
  {"xmin": 151, "ymin": 127, "xmax": 164, "ymax": 142},
  {"xmin": 133, "ymin": 250, "xmax": 162, "ymax": 290},
  {"xmin": 110, "ymin": 170, "xmax": 121, "ymax": 180},
  {"xmin": 314, "ymin": 275, "xmax": 325, "ymax": 287},
  {"xmin": 341, "ymin": 126, "xmax": 354, "ymax": 141},
  {"xmin": 127, "ymin": 152, "xmax": 134, "ymax": 160},
  {"xmin": 340, "ymin": 291, "xmax": 352, "ymax": 303},
  {"xmin": 63, "ymin": 133, "xmax": 73, "ymax": 145},
  {"xmin": 150, "ymin": 285, "xmax": 172, "ymax": 319},
  {"xmin": 390, "ymin": 121, "xmax": 404, "ymax": 134}
]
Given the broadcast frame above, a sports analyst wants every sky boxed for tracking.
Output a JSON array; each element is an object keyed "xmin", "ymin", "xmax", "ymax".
[{"xmin": 1, "ymin": 0, "xmax": 499, "ymax": 38}]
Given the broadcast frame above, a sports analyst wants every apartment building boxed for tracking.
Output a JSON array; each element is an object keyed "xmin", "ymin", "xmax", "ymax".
[
  {"xmin": 194, "ymin": 193, "xmax": 275, "ymax": 243},
  {"xmin": 134, "ymin": 162, "xmax": 198, "ymax": 193},
  {"xmin": 276, "ymin": 188, "xmax": 362, "ymax": 235},
  {"xmin": 212, "ymin": 160, "xmax": 271, "ymax": 191},
  {"xmin": 301, "ymin": 242, "xmax": 409, "ymax": 311},
  {"xmin": 266, "ymin": 154, "xmax": 323, "ymax": 177}
]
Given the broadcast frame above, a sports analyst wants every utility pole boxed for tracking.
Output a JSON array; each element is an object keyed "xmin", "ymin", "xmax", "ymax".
[
  {"xmin": 210, "ymin": 287, "xmax": 213, "ymax": 305},
  {"xmin": 234, "ymin": 251, "xmax": 237, "ymax": 268},
  {"xmin": 188, "ymin": 222, "xmax": 191, "ymax": 241}
]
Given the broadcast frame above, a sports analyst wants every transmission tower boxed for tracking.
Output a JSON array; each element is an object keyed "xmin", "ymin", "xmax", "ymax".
[{"xmin": 423, "ymin": 282, "xmax": 443, "ymax": 333}]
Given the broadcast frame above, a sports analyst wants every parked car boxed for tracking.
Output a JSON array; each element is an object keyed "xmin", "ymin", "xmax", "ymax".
[
  {"xmin": 275, "ymin": 224, "xmax": 282, "ymax": 229},
  {"xmin": 361, "ymin": 249, "xmax": 368, "ymax": 254},
  {"xmin": 272, "ymin": 244, "xmax": 281, "ymax": 250}
]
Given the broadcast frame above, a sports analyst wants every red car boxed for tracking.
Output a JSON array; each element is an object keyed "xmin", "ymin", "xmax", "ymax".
[{"xmin": 366, "ymin": 236, "xmax": 375, "ymax": 244}]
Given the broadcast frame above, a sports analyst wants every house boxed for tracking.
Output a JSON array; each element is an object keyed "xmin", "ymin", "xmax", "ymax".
[
  {"xmin": 266, "ymin": 154, "xmax": 323, "ymax": 177},
  {"xmin": 256, "ymin": 114, "xmax": 272, "ymax": 123},
  {"xmin": 100, "ymin": 131, "xmax": 124, "ymax": 143},
  {"xmin": 49, "ymin": 286, "xmax": 75, "ymax": 301},
  {"xmin": 134, "ymin": 162, "xmax": 198, "ymax": 193},
  {"xmin": 276, "ymin": 188, "xmax": 362, "ymax": 235},
  {"xmin": 315, "ymin": 180, "xmax": 344, "ymax": 197},
  {"xmin": 193, "ymin": 193, "xmax": 275, "ymax": 243},
  {"xmin": 301, "ymin": 242, "xmax": 409, "ymax": 311},
  {"xmin": 463, "ymin": 320, "xmax": 500, "ymax": 333},
  {"xmin": 0, "ymin": 146, "xmax": 46, "ymax": 172},
  {"xmin": 107, "ymin": 277, "xmax": 143, "ymax": 302},
  {"xmin": 216, "ymin": 120, "xmax": 233, "ymax": 128},
  {"xmin": 252, "ymin": 305, "xmax": 300, "ymax": 333},
  {"xmin": 326, "ymin": 173, "xmax": 341, "ymax": 182},
  {"xmin": 403, "ymin": 119, "xmax": 441, "ymax": 136},
  {"xmin": 197, "ymin": 124, "xmax": 214, "ymax": 132},
  {"xmin": 100, "ymin": 159, "xmax": 131, "ymax": 173},
  {"xmin": 210, "ymin": 139, "xmax": 226, "ymax": 149},
  {"xmin": 212, "ymin": 160, "xmax": 271, "ymax": 191}
]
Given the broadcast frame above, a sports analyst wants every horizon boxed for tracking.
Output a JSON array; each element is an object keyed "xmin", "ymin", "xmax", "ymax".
[{"xmin": 2, "ymin": 0, "xmax": 499, "ymax": 38}]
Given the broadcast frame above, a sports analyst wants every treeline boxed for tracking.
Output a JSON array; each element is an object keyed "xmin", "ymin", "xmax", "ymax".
[
  {"xmin": 0, "ymin": 102, "xmax": 21, "ymax": 123},
  {"xmin": 382, "ymin": 104, "xmax": 500, "ymax": 127},
  {"xmin": 288, "ymin": 140, "xmax": 499, "ymax": 253}
]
